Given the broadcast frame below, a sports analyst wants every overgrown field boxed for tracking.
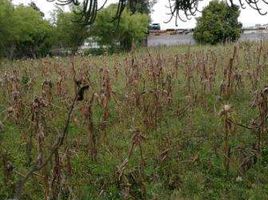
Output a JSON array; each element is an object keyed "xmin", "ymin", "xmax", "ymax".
[{"xmin": 1, "ymin": 43, "xmax": 268, "ymax": 199}]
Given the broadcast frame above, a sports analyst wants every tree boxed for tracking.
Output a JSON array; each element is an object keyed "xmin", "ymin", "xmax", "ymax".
[
  {"xmin": 0, "ymin": 0, "xmax": 16, "ymax": 57},
  {"xmin": 47, "ymin": 0, "xmax": 268, "ymax": 25},
  {"xmin": 12, "ymin": 5, "xmax": 53, "ymax": 58},
  {"xmin": 193, "ymin": 1, "xmax": 242, "ymax": 45},
  {"xmin": 29, "ymin": 2, "xmax": 45, "ymax": 17},
  {"xmin": 128, "ymin": 0, "xmax": 157, "ymax": 14},
  {"xmin": 90, "ymin": 4, "xmax": 149, "ymax": 52},
  {"xmin": 0, "ymin": 1, "xmax": 53, "ymax": 58},
  {"xmin": 53, "ymin": 10, "xmax": 90, "ymax": 53}
]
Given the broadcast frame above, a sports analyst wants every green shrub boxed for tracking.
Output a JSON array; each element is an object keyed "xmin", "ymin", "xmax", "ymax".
[{"xmin": 194, "ymin": 0, "xmax": 242, "ymax": 45}]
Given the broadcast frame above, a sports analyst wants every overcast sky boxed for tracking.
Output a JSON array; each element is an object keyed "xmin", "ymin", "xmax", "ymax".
[{"xmin": 12, "ymin": 0, "xmax": 268, "ymax": 29}]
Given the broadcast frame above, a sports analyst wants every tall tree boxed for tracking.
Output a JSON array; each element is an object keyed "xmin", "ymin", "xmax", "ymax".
[
  {"xmin": 91, "ymin": 4, "xmax": 149, "ymax": 52},
  {"xmin": 46, "ymin": 0, "xmax": 268, "ymax": 25},
  {"xmin": 0, "ymin": 1, "xmax": 53, "ymax": 58},
  {"xmin": 29, "ymin": 2, "xmax": 45, "ymax": 17},
  {"xmin": 0, "ymin": 0, "xmax": 16, "ymax": 57},
  {"xmin": 128, "ymin": 0, "xmax": 157, "ymax": 14},
  {"xmin": 53, "ymin": 10, "xmax": 90, "ymax": 53},
  {"xmin": 12, "ymin": 5, "xmax": 53, "ymax": 58}
]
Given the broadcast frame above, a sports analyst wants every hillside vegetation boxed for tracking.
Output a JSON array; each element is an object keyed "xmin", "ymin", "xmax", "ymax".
[{"xmin": 0, "ymin": 43, "xmax": 268, "ymax": 199}]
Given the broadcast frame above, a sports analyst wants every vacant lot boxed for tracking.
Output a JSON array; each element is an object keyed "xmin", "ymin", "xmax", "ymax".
[{"xmin": 1, "ymin": 43, "xmax": 268, "ymax": 199}]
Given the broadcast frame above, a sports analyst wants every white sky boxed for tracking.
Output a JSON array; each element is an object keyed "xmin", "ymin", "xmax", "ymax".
[{"xmin": 12, "ymin": 0, "xmax": 268, "ymax": 29}]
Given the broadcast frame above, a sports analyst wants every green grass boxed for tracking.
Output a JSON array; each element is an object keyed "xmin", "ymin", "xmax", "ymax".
[{"xmin": 0, "ymin": 42, "xmax": 268, "ymax": 199}]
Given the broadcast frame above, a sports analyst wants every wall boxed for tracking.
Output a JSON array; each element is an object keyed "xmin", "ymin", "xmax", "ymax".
[{"xmin": 147, "ymin": 31, "xmax": 268, "ymax": 47}]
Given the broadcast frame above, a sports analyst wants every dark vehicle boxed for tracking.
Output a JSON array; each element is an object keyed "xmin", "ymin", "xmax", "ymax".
[{"xmin": 149, "ymin": 23, "xmax": 161, "ymax": 31}]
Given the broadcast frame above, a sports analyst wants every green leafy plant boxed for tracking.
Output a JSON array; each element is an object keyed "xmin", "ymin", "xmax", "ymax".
[{"xmin": 194, "ymin": 0, "xmax": 242, "ymax": 45}]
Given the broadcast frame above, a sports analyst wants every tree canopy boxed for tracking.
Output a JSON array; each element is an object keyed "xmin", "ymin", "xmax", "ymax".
[
  {"xmin": 0, "ymin": 1, "xmax": 150, "ymax": 58},
  {"xmin": 90, "ymin": 4, "xmax": 149, "ymax": 52},
  {"xmin": 47, "ymin": 0, "xmax": 268, "ymax": 25},
  {"xmin": 0, "ymin": 0, "xmax": 53, "ymax": 58},
  {"xmin": 194, "ymin": 1, "xmax": 242, "ymax": 45},
  {"xmin": 53, "ymin": 10, "xmax": 90, "ymax": 53}
]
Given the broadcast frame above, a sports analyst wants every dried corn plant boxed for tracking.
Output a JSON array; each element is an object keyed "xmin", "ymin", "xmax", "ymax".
[
  {"xmin": 219, "ymin": 104, "xmax": 235, "ymax": 173},
  {"xmin": 0, "ymin": 42, "xmax": 268, "ymax": 199}
]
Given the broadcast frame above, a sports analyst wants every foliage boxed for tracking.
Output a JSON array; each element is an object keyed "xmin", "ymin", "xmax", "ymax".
[
  {"xmin": 0, "ymin": 0, "xmax": 16, "ymax": 57},
  {"xmin": 0, "ymin": 1, "xmax": 149, "ymax": 58},
  {"xmin": 127, "ymin": 0, "xmax": 157, "ymax": 14},
  {"xmin": 193, "ymin": 0, "xmax": 242, "ymax": 45},
  {"xmin": 0, "ymin": 1, "xmax": 53, "ymax": 59},
  {"xmin": 47, "ymin": 0, "xmax": 268, "ymax": 26},
  {"xmin": 12, "ymin": 5, "xmax": 53, "ymax": 58},
  {"xmin": 1, "ymin": 42, "xmax": 268, "ymax": 199},
  {"xmin": 53, "ymin": 10, "xmax": 90, "ymax": 54},
  {"xmin": 91, "ymin": 4, "xmax": 149, "ymax": 52},
  {"xmin": 29, "ymin": 2, "xmax": 45, "ymax": 17}
]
